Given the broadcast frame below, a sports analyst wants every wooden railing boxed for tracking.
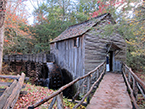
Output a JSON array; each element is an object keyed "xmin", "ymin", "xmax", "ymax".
[
  {"xmin": 28, "ymin": 62, "xmax": 106, "ymax": 109},
  {"xmin": 122, "ymin": 63, "xmax": 145, "ymax": 109},
  {"xmin": 0, "ymin": 73, "xmax": 27, "ymax": 109}
]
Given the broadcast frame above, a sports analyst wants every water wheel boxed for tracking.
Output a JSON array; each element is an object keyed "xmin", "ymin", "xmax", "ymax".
[{"xmin": 47, "ymin": 62, "xmax": 63, "ymax": 89}]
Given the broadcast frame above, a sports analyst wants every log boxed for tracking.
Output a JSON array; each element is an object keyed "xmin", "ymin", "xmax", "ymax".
[
  {"xmin": 10, "ymin": 91, "xmax": 19, "ymax": 108},
  {"xmin": 0, "ymin": 79, "xmax": 17, "ymax": 109},
  {"xmin": 3, "ymin": 73, "xmax": 25, "ymax": 109},
  {"xmin": 124, "ymin": 64, "xmax": 145, "ymax": 90},
  {"xmin": 0, "ymin": 82, "xmax": 12, "ymax": 86},
  {"xmin": 57, "ymin": 92, "xmax": 64, "ymax": 109},
  {"xmin": 87, "ymin": 75, "xmax": 91, "ymax": 104},
  {"xmin": 137, "ymin": 82, "xmax": 145, "ymax": 99},
  {"xmin": 48, "ymin": 97, "xmax": 57, "ymax": 109},
  {"xmin": 0, "ymin": 75, "xmax": 20, "ymax": 80},
  {"xmin": 0, "ymin": 75, "xmax": 29, "ymax": 81}
]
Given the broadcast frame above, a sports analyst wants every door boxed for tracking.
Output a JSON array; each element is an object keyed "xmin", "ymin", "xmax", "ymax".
[{"xmin": 108, "ymin": 51, "xmax": 113, "ymax": 71}]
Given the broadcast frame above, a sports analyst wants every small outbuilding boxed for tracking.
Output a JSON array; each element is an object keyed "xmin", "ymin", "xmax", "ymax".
[{"xmin": 50, "ymin": 13, "xmax": 126, "ymax": 79}]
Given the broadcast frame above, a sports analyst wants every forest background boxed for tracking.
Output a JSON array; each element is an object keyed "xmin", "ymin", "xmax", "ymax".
[{"xmin": 1, "ymin": 0, "xmax": 145, "ymax": 72}]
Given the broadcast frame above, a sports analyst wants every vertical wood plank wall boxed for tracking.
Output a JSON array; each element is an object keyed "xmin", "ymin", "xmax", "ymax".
[{"xmin": 50, "ymin": 37, "xmax": 84, "ymax": 79}]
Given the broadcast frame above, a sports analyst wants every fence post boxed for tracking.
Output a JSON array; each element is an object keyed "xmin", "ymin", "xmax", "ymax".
[
  {"xmin": 48, "ymin": 96, "xmax": 57, "ymax": 109},
  {"xmin": 87, "ymin": 74, "xmax": 91, "ymax": 104},
  {"xmin": 128, "ymin": 72, "xmax": 131, "ymax": 84},
  {"xmin": 57, "ymin": 92, "xmax": 64, "ymax": 109}
]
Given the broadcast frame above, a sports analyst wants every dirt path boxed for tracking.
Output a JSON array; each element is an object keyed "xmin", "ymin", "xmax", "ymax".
[{"xmin": 87, "ymin": 72, "xmax": 132, "ymax": 109}]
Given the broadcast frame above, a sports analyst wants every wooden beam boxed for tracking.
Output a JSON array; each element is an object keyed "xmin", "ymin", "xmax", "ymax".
[
  {"xmin": 0, "ymin": 75, "xmax": 20, "ymax": 80},
  {"xmin": 0, "ymin": 80, "xmax": 17, "ymax": 109},
  {"xmin": 3, "ymin": 73, "xmax": 25, "ymax": 109},
  {"xmin": 57, "ymin": 92, "xmax": 64, "ymax": 109},
  {"xmin": 0, "ymin": 82, "xmax": 12, "ymax": 86},
  {"xmin": 48, "ymin": 97, "xmax": 57, "ymax": 109},
  {"xmin": 0, "ymin": 75, "xmax": 29, "ymax": 81}
]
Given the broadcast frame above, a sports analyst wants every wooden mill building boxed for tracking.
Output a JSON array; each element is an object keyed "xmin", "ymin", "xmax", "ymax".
[{"xmin": 50, "ymin": 13, "xmax": 126, "ymax": 79}]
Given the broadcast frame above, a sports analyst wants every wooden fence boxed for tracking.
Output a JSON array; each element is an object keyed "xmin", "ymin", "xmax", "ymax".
[
  {"xmin": 28, "ymin": 62, "xmax": 106, "ymax": 109},
  {"xmin": 122, "ymin": 63, "xmax": 145, "ymax": 109},
  {"xmin": 0, "ymin": 73, "xmax": 26, "ymax": 109}
]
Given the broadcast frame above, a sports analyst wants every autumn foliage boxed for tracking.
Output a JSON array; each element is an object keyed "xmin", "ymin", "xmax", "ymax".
[
  {"xmin": 90, "ymin": 0, "xmax": 125, "ymax": 17},
  {"xmin": 4, "ymin": 0, "xmax": 34, "ymax": 54}
]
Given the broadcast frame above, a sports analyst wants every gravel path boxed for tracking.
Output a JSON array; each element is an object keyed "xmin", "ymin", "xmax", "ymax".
[{"xmin": 86, "ymin": 72, "xmax": 132, "ymax": 109}]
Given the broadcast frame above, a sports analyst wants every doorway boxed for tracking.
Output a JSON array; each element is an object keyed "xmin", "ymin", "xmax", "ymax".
[{"xmin": 108, "ymin": 51, "xmax": 114, "ymax": 71}]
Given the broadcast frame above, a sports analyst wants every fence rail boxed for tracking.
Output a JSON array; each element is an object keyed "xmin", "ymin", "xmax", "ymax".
[
  {"xmin": 122, "ymin": 63, "xmax": 145, "ymax": 109},
  {"xmin": 0, "ymin": 73, "xmax": 26, "ymax": 109},
  {"xmin": 28, "ymin": 62, "xmax": 106, "ymax": 109}
]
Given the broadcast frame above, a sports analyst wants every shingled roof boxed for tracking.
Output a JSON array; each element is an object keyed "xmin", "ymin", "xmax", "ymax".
[{"xmin": 50, "ymin": 13, "xmax": 113, "ymax": 43}]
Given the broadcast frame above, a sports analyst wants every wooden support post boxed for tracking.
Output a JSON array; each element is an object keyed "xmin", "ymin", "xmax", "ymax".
[
  {"xmin": 48, "ymin": 96, "xmax": 57, "ymax": 109},
  {"xmin": 132, "ymin": 76, "xmax": 138, "ymax": 100},
  {"xmin": 128, "ymin": 72, "xmax": 131, "ymax": 84},
  {"xmin": 72, "ymin": 78, "xmax": 87, "ymax": 102},
  {"xmin": 73, "ymin": 67, "xmax": 105, "ymax": 109},
  {"xmin": 57, "ymin": 92, "xmax": 64, "ymax": 109},
  {"xmin": 137, "ymin": 82, "xmax": 145, "ymax": 99},
  {"xmin": 87, "ymin": 75, "xmax": 91, "ymax": 104},
  {"xmin": 97, "ymin": 69, "xmax": 99, "ymax": 79}
]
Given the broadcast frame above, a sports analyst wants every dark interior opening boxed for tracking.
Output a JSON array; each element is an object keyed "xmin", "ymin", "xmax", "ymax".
[
  {"xmin": 61, "ymin": 69, "xmax": 76, "ymax": 98},
  {"xmin": 31, "ymin": 62, "xmax": 35, "ymax": 70},
  {"xmin": 40, "ymin": 64, "xmax": 49, "ymax": 79},
  {"xmin": 109, "ymin": 51, "xmax": 113, "ymax": 71},
  {"xmin": 37, "ymin": 63, "xmax": 49, "ymax": 87}
]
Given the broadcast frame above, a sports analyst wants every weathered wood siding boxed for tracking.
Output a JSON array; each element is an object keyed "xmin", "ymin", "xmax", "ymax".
[
  {"xmin": 84, "ymin": 16, "xmax": 126, "ymax": 73},
  {"xmin": 50, "ymin": 36, "xmax": 85, "ymax": 79},
  {"xmin": 50, "ymin": 15, "xmax": 126, "ymax": 77}
]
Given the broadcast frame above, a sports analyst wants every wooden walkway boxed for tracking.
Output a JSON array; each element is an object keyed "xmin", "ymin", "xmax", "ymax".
[{"xmin": 87, "ymin": 72, "xmax": 132, "ymax": 109}]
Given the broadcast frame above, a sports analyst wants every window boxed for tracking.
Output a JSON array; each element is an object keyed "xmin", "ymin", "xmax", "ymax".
[
  {"xmin": 55, "ymin": 42, "xmax": 58, "ymax": 49},
  {"xmin": 74, "ymin": 37, "xmax": 80, "ymax": 47},
  {"xmin": 74, "ymin": 39, "xmax": 77, "ymax": 47}
]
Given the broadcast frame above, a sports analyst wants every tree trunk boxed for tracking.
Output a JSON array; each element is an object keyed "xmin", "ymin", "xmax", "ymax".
[
  {"xmin": 0, "ymin": 25, "xmax": 4, "ymax": 73},
  {"xmin": 0, "ymin": 0, "xmax": 7, "ymax": 73}
]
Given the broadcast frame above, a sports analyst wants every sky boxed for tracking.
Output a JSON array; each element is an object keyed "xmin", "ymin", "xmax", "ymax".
[
  {"xmin": 25, "ymin": 0, "xmax": 39, "ymax": 25},
  {"xmin": 25, "ymin": 0, "xmax": 143, "ymax": 25},
  {"xmin": 25, "ymin": 0, "xmax": 77, "ymax": 25}
]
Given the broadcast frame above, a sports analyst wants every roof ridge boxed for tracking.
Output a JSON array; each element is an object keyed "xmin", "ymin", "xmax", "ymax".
[
  {"xmin": 67, "ymin": 13, "xmax": 109, "ymax": 29},
  {"xmin": 50, "ymin": 13, "xmax": 111, "ymax": 43}
]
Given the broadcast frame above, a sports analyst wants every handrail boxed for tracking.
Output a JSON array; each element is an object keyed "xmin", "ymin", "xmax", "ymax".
[
  {"xmin": 124, "ymin": 64, "xmax": 145, "ymax": 90},
  {"xmin": 28, "ymin": 62, "xmax": 106, "ymax": 109},
  {"xmin": 122, "ymin": 63, "xmax": 145, "ymax": 109}
]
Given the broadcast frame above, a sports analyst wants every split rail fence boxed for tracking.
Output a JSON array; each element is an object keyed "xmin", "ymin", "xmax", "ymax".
[
  {"xmin": 0, "ymin": 73, "xmax": 26, "ymax": 109},
  {"xmin": 122, "ymin": 63, "xmax": 145, "ymax": 109},
  {"xmin": 28, "ymin": 62, "xmax": 106, "ymax": 109}
]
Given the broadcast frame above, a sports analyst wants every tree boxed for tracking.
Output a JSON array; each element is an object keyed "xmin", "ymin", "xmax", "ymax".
[
  {"xmin": 0, "ymin": 0, "xmax": 7, "ymax": 73},
  {"xmin": 29, "ymin": 0, "xmax": 78, "ymax": 53},
  {"xmin": 3, "ymin": 0, "xmax": 35, "ymax": 54}
]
